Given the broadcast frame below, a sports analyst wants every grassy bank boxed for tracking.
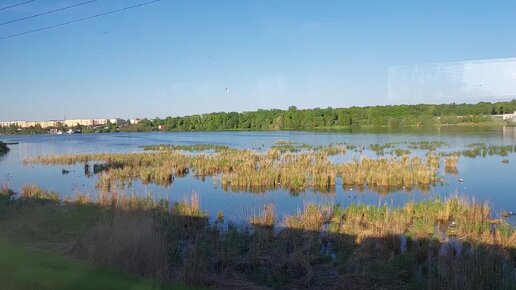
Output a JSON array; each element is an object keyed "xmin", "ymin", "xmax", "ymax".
[
  {"xmin": 0, "ymin": 239, "xmax": 193, "ymax": 290},
  {"xmin": 1, "ymin": 185, "xmax": 514, "ymax": 289}
]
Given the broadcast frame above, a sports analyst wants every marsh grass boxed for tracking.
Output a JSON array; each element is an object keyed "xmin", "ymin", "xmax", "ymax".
[
  {"xmin": 172, "ymin": 193, "xmax": 207, "ymax": 218},
  {"xmin": 0, "ymin": 183, "xmax": 15, "ymax": 198},
  {"xmin": 142, "ymin": 144, "xmax": 231, "ymax": 152},
  {"xmin": 1, "ymin": 187, "xmax": 515, "ymax": 289},
  {"xmin": 20, "ymin": 184, "xmax": 59, "ymax": 201},
  {"xmin": 250, "ymin": 203, "xmax": 276, "ymax": 228},
  {"xmin": 407, "ymin": 140, "xmax": 448, "ymax": 150},
  {"xmin": 270, "ymin": 140, "xmax": 312, "ymax": 153},
  {"xmin": 336, "ymin": 155, "xmax": 440, "ymax": 190},
  {"xmin": 460, "ymin": 143, "xmax": 516, "ymax": 158},
  {"xmin": 444, "ymin": 154, "xmax": 459, "ymax": 175},
  {"xmin": 29, "ymin": 146, "xmax": 445, "ymax": 195}
]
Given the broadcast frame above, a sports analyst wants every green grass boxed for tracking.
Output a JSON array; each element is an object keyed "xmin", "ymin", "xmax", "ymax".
[{"xmin": 0, "ymin": 239, "xmax": 193, "ymax": 290}]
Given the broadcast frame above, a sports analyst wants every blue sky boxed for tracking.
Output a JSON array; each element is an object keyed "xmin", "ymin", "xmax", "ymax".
[{"xmin": 1, "ymin": 0, "xmax": 516, "ymax": 120}]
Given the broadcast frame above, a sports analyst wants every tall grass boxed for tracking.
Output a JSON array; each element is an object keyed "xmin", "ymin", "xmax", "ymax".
[
  {"xmin": 2, "ymin": 186, "xmax": 515, "ymax": 289},
  {"xmin": 28, "ymin": 147, "xmax": 445, "ymax": 195},
  {"xmin": 250, "ymin": 203, "xmax": 276, "ymax": 228},
  {"xmin": 20, "ymin": 185, "xmax": 59, "ymax": 201}
]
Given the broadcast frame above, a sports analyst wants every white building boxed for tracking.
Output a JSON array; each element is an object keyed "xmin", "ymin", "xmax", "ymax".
[
  {"xmin": 1, "ymin": 117, "xmax": 131, "ymax": 128},
  {"xmin": 501, "ymin": 111, "xmax": 516, "ymax": 120}
]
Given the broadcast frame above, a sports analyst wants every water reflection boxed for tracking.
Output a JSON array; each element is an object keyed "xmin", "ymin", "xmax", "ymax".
[
  {"xmin": 502, "ymin": 126, "xmax": 516, "ymax": 138},
  {"xmin": 1, "ymin": 131, "xmax": 516, "ymax": 223}
]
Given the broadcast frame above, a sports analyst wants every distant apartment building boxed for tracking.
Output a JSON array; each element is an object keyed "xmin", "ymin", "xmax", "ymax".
[
  {"xmin": 93, "ymin": 119, "xmax": 108, "ymax": 126},
  {"xmin": 109, "ymin": 118, "xmax": 126, "ymax": 126},
  {"xmin": 39, "ymin": 120, "xmax": 62, "ymax": 128},
  {"xmin": 62, "ymin": 119, "xmax": 94, "ymax": 127},
  {"xmin": 0, "ymin": 117, "xmax": 132, "ymax": 128},
  {"xmin": 0, "ymin": 121, "xmax": 22, "ymax": 127}
]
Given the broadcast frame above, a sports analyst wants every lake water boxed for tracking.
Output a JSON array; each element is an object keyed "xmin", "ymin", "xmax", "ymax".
[{"xmin": 1, "ymin": 128, "xmax": 516, "ymax": 224}]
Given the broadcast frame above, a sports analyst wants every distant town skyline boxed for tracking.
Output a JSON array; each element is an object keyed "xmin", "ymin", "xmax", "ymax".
[
  {"xmin": 2, "ymin": 0, "xmax": 516, "ymax": 120},
  {"xmin": 0, "ymin": 117, "xmax": 140, "ymax": 128}
]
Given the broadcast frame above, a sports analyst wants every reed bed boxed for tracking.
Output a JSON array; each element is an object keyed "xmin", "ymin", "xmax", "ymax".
[
  {"xmin": 28, "ymin": 146, "xmax": 445, "ymax": 194},
  {"xmin": 460, "ymin": 143, "xmax": 516, "ymax": 158},
  {"xmin": 270, "ymin": 140, "xmax": 312, "ymax": 153},
  {"xmin": 336, "ymin": 155, "xmax": 440, "ymax": 190},
  {"xmin": 407, "ymin": 140, "xmax": 448, "ymax": 150},
  {"xmin": 142, "ymin": 144, "xmax": 231, "ymax": 152},
  {"xmin": 271, "ymin": 140, "xmax": 349, "ymax": 155}
]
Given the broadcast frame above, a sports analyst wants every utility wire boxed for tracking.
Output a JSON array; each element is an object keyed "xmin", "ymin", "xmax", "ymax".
[
  {"xmin": 0, "ymin": 0, "xmax": 99, "ymax": 26},
  {"xmin": 0, "ymin": 0, "xmax": 35, "ymax": 11},
  {"xmin": 0, "ymin": 0, "xmax": 160, "ymax": 41}
]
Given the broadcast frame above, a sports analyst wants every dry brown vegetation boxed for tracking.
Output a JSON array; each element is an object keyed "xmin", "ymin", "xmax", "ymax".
[{"xmin": 27, "ymin": 146, "xmax": 444, "ymax": 194}]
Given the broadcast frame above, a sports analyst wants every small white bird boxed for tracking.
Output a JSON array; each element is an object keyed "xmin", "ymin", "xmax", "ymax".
[{"xmin": 225, "ymin": 87, "xmax": 230, "ymax": 94}]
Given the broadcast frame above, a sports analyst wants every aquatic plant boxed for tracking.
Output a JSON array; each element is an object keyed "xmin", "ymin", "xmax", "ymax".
[
  {"xmin": 20, "ymin": 185, "xmax": 59, "ymax": 201},
  {"xmin": 270, "ymin": 140, "xmax": 304, "ymax": 152},
  {"xmin": 407, "ymin": 140, "xmax": 448, "ymax": 150},
  {"xmin": 142, "ymin": 144, "xmax": 231, "ymax": 152},
  {"xmin": 460, "ymin": 143, "xmax": 516, "ymax": 158},
  {"xmin": 0, "ymin": 141, "xmax": 9, "ymax": 155},
  {"xmin": 172, "ymin": 193, "xmax": 207, "ymax": 218},
  {"xmin": 28, "ymin": 147, "xmax": 445, "ymax": 195},
  {"xmin": 444, "ymin": 154, "xmax": 459, "ymax": 175},
  {"xmin": 250, "ymin": 203, "xmax": 276, "ymax": 228}
]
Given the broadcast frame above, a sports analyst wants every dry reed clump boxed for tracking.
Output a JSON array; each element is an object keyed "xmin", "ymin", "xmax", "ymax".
[
  {"xmin": 20, "ymin": 184, "xmax": 59, "ymax": 201},
  {"xmin": 336, "ymin": 155, "xmax": 440, "ymax": 190},
  {"xmin": 172, "ymin": 193, "xmax": 207, "ymax": 218},
  {"xmin": 0, "ymin": 183, "xmax": 16, "ymax": 197},
  {"xmin": 283, "ymin": 203, "xmax": 324, "ymax": 231},
  {"xmin": 250, "ymin": 203, "xmax": 276, "ymax": 228},
  {"xmin": 68, "ymin": 192, "xmax": 91, "ymax": 204},
  {"xmin": 444, "ymin": 154, "xmax": 459, "ymax": 175}
]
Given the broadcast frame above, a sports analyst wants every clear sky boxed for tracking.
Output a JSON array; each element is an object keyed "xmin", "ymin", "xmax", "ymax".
[{"xmin": 1, "ymin": 0, "xmax": 516, "ymax": 121}]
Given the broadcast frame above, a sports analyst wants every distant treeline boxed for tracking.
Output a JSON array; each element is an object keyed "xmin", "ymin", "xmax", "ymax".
[
  {"xmin": 125, "ymin": 100, "xmax": 516, "ymax": 132},
  {"xmin": 2, "ymin": 100, "xmax": 515, "ymax": 135}
]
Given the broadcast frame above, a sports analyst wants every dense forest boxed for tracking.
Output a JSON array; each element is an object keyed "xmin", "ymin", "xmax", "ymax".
[
  {"xmin": 125, "ymin": 100, "xmax": 516, "ymax": 132},
  {"xmin": 2, "ymin": 100, "xmax": 516, "ymax": 135}
]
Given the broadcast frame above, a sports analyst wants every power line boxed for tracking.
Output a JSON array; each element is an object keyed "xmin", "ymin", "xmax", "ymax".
[
  {"xmin": 0, "ymin": 0, "xmax": 35, "ymax": 11},
  {"xmin": 0, "ymin": 0, "xmax": 99, "ymax": 26},
  {"xmin": 0, "ymin": 0, "xmax": 161, "ymax": 41}
]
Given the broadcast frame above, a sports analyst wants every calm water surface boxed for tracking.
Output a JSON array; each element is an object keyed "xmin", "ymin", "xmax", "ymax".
[{"xmin": 1, "ymin": 128, "xmax": 516, "ymax": 224}]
